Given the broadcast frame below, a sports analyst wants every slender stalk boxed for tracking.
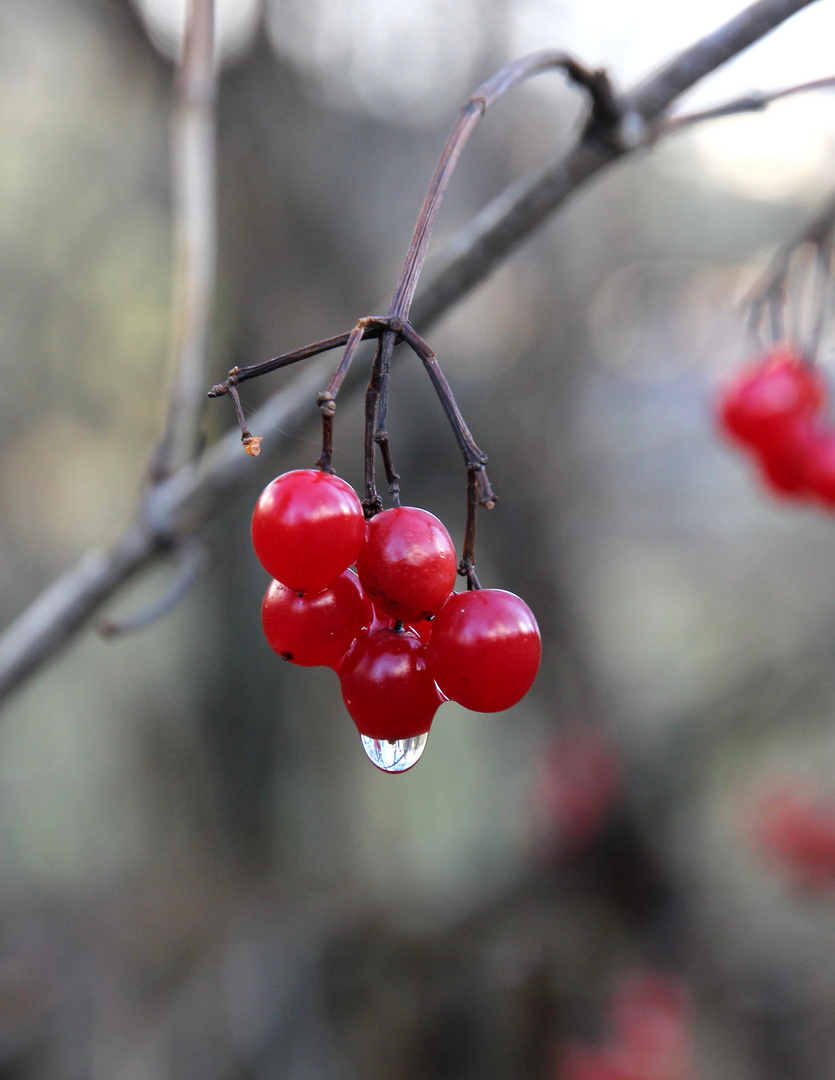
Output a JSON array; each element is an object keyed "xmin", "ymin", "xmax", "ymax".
[
  {"xmin": 363, "ymin": 338, "xmax": 387, "ymax": 515},
  {"xmin": 460, "ymin": 468, "xmax": 482, "ymax": 591},
  {"xmin": 208, "ymin": 326, "xmax": 382, "ymax": 396},
  {"xmin": 374, "ymin": 327, "xmax": 403, "ymax": 506},
  {"xmin": 399, "ymin": 323, "xmax": 493, "ymax": 503},
  {"xmin": 388, "ymin": 52, "xmax": 614, "ymax": 322},
  {"xmin": 316, "ymin": 321, "xmax": 372, "ymax": 472}
]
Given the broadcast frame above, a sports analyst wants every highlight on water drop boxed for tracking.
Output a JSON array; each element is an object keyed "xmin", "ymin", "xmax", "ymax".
[{"xmin": 360, "ymin": 732, "xmax": 429, "ymax": 773}]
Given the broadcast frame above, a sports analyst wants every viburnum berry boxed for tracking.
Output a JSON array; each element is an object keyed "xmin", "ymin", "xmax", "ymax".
[
  {"xmin": 716, "ymin": 344, "xmax": 825, "ymax": 451},
  {"xmin": 356, "ymin": 506, "xmax": 457, "ymax": 623},
  {"xmin": 338, "ymin": 627, "xmax": 445, "ymax": 741},
  {"xmin": 251, "ymin": 469, "xmax": 365, "ymax": 593},
  {"xmin": 427, "ymin": 588, "xmax": 541, "ymax": 712},
  {"xmin": 261, "ymin": 570, "xmax": 373, "ymax": 668}
]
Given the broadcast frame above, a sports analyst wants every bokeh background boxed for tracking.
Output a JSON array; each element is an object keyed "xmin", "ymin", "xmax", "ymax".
[{"xmin": 2, "ymin": 0, "xmax": 835, "ymax": 1076}]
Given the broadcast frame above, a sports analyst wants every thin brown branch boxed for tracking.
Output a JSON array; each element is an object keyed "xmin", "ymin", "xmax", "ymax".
[
  {"xmin": 388, "ymin": 51, "xmax": 618, "ymax": 322},
  {"xmin": 0, "ymin": 0, "xmax": 823, "ymax": 708},
  {"xmin": 209, "ymin": 325, "xmax": 383, "ymax": 395},
  {"xmin": 149, "ymin": 0, "xmax": 216, "ymax": 482}
]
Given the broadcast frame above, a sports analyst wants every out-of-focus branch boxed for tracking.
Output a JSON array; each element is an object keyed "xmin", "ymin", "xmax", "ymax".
[
  {"xmin": 0, "ymin": 361, "xmax": 326, "ymax": 702},
  {"xmin": 0, "ymin": 0, "xmax": 823, "ymax": 708},
  {"xmin": 149, "ymin": 0, "xmax": 216, "ymax": 481},
  {"xmin": 659, "ymin": 74, "xmax": 835, "ymax": 134}
]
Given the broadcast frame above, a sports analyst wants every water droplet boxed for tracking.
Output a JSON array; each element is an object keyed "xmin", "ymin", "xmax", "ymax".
[{"xmin": 360, "ymin": 731, "xmax": 429, "ymax": 773}]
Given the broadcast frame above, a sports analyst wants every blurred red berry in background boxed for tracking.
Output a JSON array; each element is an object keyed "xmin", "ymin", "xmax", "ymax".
[
  {"xmin": 533, "ymin": 728, "xmax": 622, "ymax": 861},
  {"xmin": 554, "ymin": 971, "xmax": 693, "ymax": 1080},
  {"xmin": 749, "ymin": 782, "xmax": 835, "ymax": 891}
]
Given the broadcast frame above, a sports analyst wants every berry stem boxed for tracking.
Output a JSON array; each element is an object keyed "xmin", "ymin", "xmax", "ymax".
[
  {"xmin": 363, "ymin": 338, "xmax": 386, "ymax": 517},
  {"xmin": 375, "ymin": 320, "xmax": 403, "ymax": 506},
  {"xmin": 460, "ymin": 466, "xmax": 483, "ymax": 590},
  {"xmin": 316, "ymin": 320, "xmax": 373, "ymax": 471},
  {"xmin": 226, "ymin": 380, "xmax": 251, "ymax": 443},
  {"xmin": 399, "ymin": 322, "xmax": 494, "ymax": 504},
  {"xmin": 207, "ymin": 326, "xmax": 382, "ymax": 397}
]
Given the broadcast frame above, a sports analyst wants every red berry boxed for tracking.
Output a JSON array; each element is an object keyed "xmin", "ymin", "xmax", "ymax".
[
  {"xmin": 716, "ymin": 345, "xmax": 825, "ymax": 449},
  {"xmin": 339, "ymin": 627, "xmax": 444, "ymax": 740},
  {"xmin": 261, "ymin": 570, "xmax": 373, "ymax": 668},
  {"xmin": 356, "ymin": 506, "xmax": 457, "ymax": 623},
  {"xmin": 251, "ymin": 469, "xmax": 365, "ymax": 593},
  {"xmin": 427, "ymin": 589, "xmax": 541, "ymax": 712}
]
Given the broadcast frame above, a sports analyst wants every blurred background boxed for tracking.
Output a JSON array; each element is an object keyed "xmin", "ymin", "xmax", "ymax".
[{"xmin": 2, "ymin": 0, "xmax": 835, "ymax": 1076}]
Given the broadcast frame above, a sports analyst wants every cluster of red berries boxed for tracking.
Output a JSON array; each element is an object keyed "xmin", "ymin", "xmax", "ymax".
[
  {"xmin": 251, "ymin": 469, "xmax": 541, "ymax": 769},
  {"xmin": 556, "ymin": 972, "xmax": 692, "ymax": 1080},
  {"xmin": 715, "ymin": 343, "xmax": 835, "ymax": 502}
]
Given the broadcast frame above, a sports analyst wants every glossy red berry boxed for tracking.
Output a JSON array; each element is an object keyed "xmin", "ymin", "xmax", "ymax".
[
  {"xmin": 251, "ymin": 469, "xmax": 366, "ymax": 593},
  {"xmin": 356, "ymin": 506, "xmax": 457, "ymax": 623},
  {"xmin": 427, "ymin": 589, "xmax": 541, "ymax": 712},
  {"xmin": 261, "ymin": 570, "xmax": 373, "ymax": 668},
  {"xmin": 716, "ymin": 345, "xmax": 825, "ymax": 450},
  {"xmin": 338, "ymin": 627, "xmax": 444, "ymax": 740}
]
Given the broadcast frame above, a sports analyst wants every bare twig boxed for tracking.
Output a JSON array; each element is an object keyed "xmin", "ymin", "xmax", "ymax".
[
  {"xmin": 0, "ymin": 0, "xmax": 823, "ymax": 708},
  {"xmin": 98, "ymin": 539, "xmax": 207, "ymax": 638}
]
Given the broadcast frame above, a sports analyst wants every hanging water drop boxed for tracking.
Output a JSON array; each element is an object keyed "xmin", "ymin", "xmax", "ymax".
[{"xmin": 361, "ymin": 731, "xmax": 429, "ymax": 772}]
